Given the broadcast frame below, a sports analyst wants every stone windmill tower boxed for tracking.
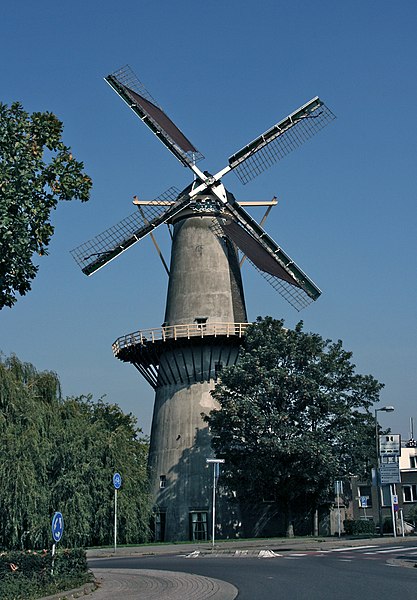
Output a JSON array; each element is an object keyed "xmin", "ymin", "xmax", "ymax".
[{"xmin": 72, "ymin": 65, "xmax": 335, "ymax": 542}]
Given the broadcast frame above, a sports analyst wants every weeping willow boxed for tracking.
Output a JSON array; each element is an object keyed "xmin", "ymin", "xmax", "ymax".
[{"xmin": 0, "ymin": 354, "xmax": 151, "ymax": 550}]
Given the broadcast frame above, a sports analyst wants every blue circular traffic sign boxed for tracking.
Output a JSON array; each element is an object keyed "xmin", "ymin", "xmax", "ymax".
[
  {"xmin": 51, "ymin": 512, "xmax": 64, "ymax": 543},
  {"xmin": 113, "ymin": 472, "xmax": 122, "ymax": 490}
]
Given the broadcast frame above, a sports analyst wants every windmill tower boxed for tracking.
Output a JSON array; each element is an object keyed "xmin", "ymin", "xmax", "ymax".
[{"xmin": 72, "ymin": 65, "xmax": 335, "ymax": 542}]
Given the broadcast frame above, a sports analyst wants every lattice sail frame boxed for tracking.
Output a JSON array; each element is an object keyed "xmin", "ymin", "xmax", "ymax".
[
  {"xmin": 71, "ymin": 186, "xmax": 182, "ymax": 276},
  {"xmin": 229, "ymin": 98, "xmax": 336, "ymax": 184}
]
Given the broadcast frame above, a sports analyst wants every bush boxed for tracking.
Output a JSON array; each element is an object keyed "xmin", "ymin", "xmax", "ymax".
[
  {"xmin": 0, "ymin": 548, "xmax": 90, "ymax": 600},
  {"xmin": 383, "ymin": 516, "xmax": 393, "ymax": 534},
  {"xmin": 343, "ymin": 519, "xmax": 376, "ymax": 536},
  {"xmin": 404, "ymin": 505, "xmax": 417, "ymax": 526}
]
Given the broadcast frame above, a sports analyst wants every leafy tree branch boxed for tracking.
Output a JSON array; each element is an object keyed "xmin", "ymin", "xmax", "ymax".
[{"xmin": 0, "ymin": 102, "xmax": 92, "ymax": 308}]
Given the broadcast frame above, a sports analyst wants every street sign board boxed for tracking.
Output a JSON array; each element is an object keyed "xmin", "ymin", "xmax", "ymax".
[
  {"xmin": 51, "ymin": 512, "xmax": 64, "ymax": 543},
  {"xmin": 113, "ymin": 472, "xmax": 122, "ymax": 490},
  {"xmin": 359, "ymin": 496, "xmax": 368, "ymax": 508},
  {"xmin": 379, "ymin": 462, "xmax": 401, "ymax": 484},
  {"xmin": 379, "ymin": 434, "xmax": 401, "ymax": 457}
]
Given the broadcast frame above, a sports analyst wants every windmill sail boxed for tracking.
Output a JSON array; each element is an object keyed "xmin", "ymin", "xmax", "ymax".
[
  {"xmin": 105, "ymin": 65, "xmax": 204, "ymax": 168},
  {"xmin": 71, "ymin": 187, "xmax": 185, "ymax": 276},
  {"xmin": 213, "ymin": 200, "xmax": 321, "ymax": 311},
  {"xmin": 228, "ymin": 97, "xmax": 336, "ymax": 184}
]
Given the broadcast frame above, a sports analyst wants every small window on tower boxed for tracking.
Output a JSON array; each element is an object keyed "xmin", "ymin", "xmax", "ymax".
[
  {"xmin": 195, "ymin": 317, "xmax": 208, "ymax": 325},
  {"xmin": 159, "ymin": 475, "xmax": 166, "ymax": 489}
]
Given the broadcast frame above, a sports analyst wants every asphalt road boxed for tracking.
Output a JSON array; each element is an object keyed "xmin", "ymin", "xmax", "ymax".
[{"xmin": 88, "ymin": 541, "xmax": 417, "ymax": 599}]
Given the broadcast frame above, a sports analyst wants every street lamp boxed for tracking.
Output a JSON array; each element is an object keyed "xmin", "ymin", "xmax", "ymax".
[
  {"xmin": 206, "ymin": 458, "xmax": 225, "ymax": 548},
  {"xmin": 375, "ymin": 405, "xmax": 394, "ymax": 535}
]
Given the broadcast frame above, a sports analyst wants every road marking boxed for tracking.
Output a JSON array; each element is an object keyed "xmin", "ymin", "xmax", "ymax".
[
  {"xmin": 363, "ymin": 547, "xmax": 403, "ymax": 554},
  {"xmin": 185, "ymin": 550, "xmax": 200, "ymax": 558},
  {"xmin": 258, "ymin": 550, "xmax": 281, "ymax": 558},
  {"xmin": 326, "ymin": 545, "xmax": 378, "ymax": 553}
]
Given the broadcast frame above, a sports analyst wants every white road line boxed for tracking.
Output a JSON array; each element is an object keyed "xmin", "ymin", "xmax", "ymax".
[
  {"xmin": 363, "ymin": 546, "xmax": 403, "ymax": 554},
  {"xmin": 289, "ymin": 553, "xmax": 307, "ymax": 556},
  {"xmin": 326, "ymin": 545, "xmax": 378, "ymax": 553}
]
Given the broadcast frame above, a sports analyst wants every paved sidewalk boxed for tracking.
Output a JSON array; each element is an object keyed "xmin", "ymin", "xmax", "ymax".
[
  {"xmin": 40, "ymin": 568, "xmax": 238, "ymax": 600},
  {"xmin": 91, "ymin": 568, "xmax": 237, "ymax": 600}
]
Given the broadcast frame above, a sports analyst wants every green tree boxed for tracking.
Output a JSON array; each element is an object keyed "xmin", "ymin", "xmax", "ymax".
[
  {"xmin": 206, "ymin": 317, "xmax": 383, "ymax": 536},
  {"xmin": 0, "ymin": 102, "xmax": 92, "ymax": 308},
  {"xmin": 50, "ymin": 397, "xmax": 151, "ymax": 547},
  {"xmin": 0, "ymin": 355, "xmax": 59, "ymax": 548},
  {"xmin": 0, "ymin": 354, "xmax": 151, "ymax": 549}
]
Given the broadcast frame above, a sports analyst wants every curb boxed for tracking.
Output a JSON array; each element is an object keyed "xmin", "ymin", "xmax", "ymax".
[{"xmin": 39, "ymin": 580, "xmax": 96, "ymax": 600}]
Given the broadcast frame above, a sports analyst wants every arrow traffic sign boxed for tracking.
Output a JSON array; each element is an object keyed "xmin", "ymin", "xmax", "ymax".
[{"xmin": 51, "ymin": 512, "xmax": 64, "ymax": 543}]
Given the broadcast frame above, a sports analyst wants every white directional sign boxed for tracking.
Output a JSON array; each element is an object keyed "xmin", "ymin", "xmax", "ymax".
[
  {"xmin": 379, "ymin": 462, "xmax": 401, "ymax": 484},
  {"xmin": 379, "ymin": 434, "xmax": 401, "ymax": 457}
]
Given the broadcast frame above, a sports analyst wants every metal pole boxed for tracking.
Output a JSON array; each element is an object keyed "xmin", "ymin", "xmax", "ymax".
[
  {"xmin": 400, "ymin": 509, "xmax": 405, "ymax": 537},
  {"xmin": 336, "ymin": 482, "xmax": 341, "ymax": 537},
  {"xmin": 212, "ymin": 463, "xmax": 216, "ymax": 548},
  {"xmin": 206, "ymin": 458, "xmax": 224, "ymax": 548},
  {"xmin": 375, "ymin": 409, "xmax": 383, "ymax": 536},
  {"xmin": 51, "ymin": 543, "xmax": 56, "ymax": 576},
  {"xmin": 114, "ymin": 488, "xmax": 117, "ymax": 553},
  {"xmin": 391, "ymin": 485, "xmax": 397, "ymax": 538}
]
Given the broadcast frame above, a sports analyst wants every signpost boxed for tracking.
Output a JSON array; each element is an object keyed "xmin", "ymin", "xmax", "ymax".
[
  {"xmin": 113, "ymin": 473, "xmax": 122, "ymax": 553},
  {"xmin": 51, "ymin": 512, "xmax": 64, "ymax": 575},
  {"xmin": 359, "ymin": 495, "xmax": 368, "ymax": 518},
  {"xmin": 379, "ymin": 461, "xmax": 401, "ymax": 485},
  {"xmin": 391, "ymin": 492, "xmax": 398, "ymax": 538},
  {"xmin": 52, "ymin": 512, "xmax": 64, "ymax": 543},
  {"xmin": 206, "ymin": 459, "xmax": 225, "ymax": 548},
  {"xmin": 379, "ymin": 434, "xmax": 401, "ymax": 457},
  {"xmin": 335, "ymin": 481, "xmax": 343, "ymax": 537}
]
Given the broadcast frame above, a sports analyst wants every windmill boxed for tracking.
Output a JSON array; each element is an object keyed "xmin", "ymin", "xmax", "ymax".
[{"xmin": 71, "ymin": 65, "xmax": 335, "ymax": 541}]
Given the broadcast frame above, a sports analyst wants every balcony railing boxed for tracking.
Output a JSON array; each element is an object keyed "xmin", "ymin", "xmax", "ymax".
[{"xmin": 112, "ymin": 322, "xmax": 251, "ymax": 356}]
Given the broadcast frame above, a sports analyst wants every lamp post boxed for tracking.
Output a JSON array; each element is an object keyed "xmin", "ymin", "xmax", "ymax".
[
  {"xmin": 206, "ymin": 458, "xmax": 225, "ymax": 548},
  {"xmin": 374, "ymin": 406, "xmax": 394, "ymax": 536}
]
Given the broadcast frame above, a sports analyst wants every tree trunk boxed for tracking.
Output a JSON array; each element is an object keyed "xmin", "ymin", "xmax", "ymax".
[{"xmin": 313, "ymin": 508, "xmax": 319, "ymax": 536}]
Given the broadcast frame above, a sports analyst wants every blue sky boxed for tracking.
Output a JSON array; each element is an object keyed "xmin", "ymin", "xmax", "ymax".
[{"xmin": 1, "ymin": 1, "xmax": 416, "ymax": 439}]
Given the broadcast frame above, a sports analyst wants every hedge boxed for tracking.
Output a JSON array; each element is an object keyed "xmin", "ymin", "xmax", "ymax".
[
  {"xmin": 0, "ymin": 547, "xmax": 91, "ymax": 600},
  {"xmin": 343, "ymin": 519, "xmax": 376, "ymax": 536}
]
